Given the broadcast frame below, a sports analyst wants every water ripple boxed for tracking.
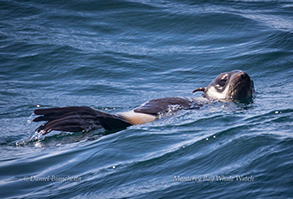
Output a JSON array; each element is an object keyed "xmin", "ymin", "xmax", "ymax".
[{"xmin": 0, "ymin": 0, "xmax": 292, "ymax": 198}]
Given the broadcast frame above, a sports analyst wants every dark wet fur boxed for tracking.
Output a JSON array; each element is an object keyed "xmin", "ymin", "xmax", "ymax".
[{"xmin": 134, "ymin": 97, "xmax": 193, "ymax": 116}]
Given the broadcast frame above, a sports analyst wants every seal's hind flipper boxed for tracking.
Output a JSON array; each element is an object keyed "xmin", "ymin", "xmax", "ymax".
[{"xmin": 33, "ymin": 106, "xmax": 132, "ymax": 135}]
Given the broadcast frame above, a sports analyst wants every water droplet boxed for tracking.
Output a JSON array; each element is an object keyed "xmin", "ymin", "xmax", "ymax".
[
  {"xmin": 37, "ymin": 104, "xmax": 40, "ymax": 107},
  {"xmin": 113, "ymin": 165, "xmax": 116, "ymax": 169},
  {"xmin": 206, "ymin": 138, "xmax": 209, "ymax": 141},
  {"xmin": 213, "ymin": 136, "xmax": 216, "ymax": 138},
  {"xmin": 35, "ymin": 141, "xmax": 42, "ymax": 147}
]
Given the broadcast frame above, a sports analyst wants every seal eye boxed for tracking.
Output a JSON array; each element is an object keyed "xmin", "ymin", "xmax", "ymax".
[{"xmin": 218, "ymin": 79, "xmax": 227, "ymax": 87}]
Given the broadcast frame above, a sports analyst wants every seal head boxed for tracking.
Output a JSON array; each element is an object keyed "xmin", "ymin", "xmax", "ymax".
[{"xmin": 193, "ymin": 70, "xmax": 254, "ymax": 102}]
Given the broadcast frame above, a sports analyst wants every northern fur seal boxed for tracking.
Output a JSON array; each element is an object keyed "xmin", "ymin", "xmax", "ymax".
[{"xmin": 33, "ymin": 70, "xmax": 254, "ymax": 135}]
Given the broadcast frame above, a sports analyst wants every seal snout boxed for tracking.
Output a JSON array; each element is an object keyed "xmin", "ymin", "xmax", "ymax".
[
  {"xmin": 232, "ymin": 71, "xmax": 252, "ymax": 87},
  {"xmin": 240, "ymin": 71, "xmax": 248, "ymax": 80},
  {"xmin": 229, "ymin": 71, "xmax": 254, "ymax": 101},
  {"xmin": 234, "ymin": 71, "xmax": 250, "ymax": 82}
]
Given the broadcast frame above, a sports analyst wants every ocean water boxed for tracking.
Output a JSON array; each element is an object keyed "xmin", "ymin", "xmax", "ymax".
[{"xmin": 0, "ymin": 0, "xmax": 292, "ymax": 198}]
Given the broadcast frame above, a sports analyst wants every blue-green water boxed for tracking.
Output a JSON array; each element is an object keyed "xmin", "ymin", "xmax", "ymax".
[{"xmin": 1, "ymin": 0, "xmax": 293, "ymax": 198}]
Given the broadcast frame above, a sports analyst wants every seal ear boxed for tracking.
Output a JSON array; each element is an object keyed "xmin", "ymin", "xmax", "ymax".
[{"xmin": 192, "ymin": 87, "xmax": 206, "ymax": 93}]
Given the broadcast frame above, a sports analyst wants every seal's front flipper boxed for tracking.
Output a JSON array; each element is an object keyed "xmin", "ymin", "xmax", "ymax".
[{"xmin": 33, "ymin": 106, "xmax": 132, "ymax": 135}]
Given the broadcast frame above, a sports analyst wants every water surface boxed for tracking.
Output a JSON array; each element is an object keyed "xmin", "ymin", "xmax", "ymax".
[{"xmin": 0, "ymin": 0, "xmax": 292, "ymax": 198}]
